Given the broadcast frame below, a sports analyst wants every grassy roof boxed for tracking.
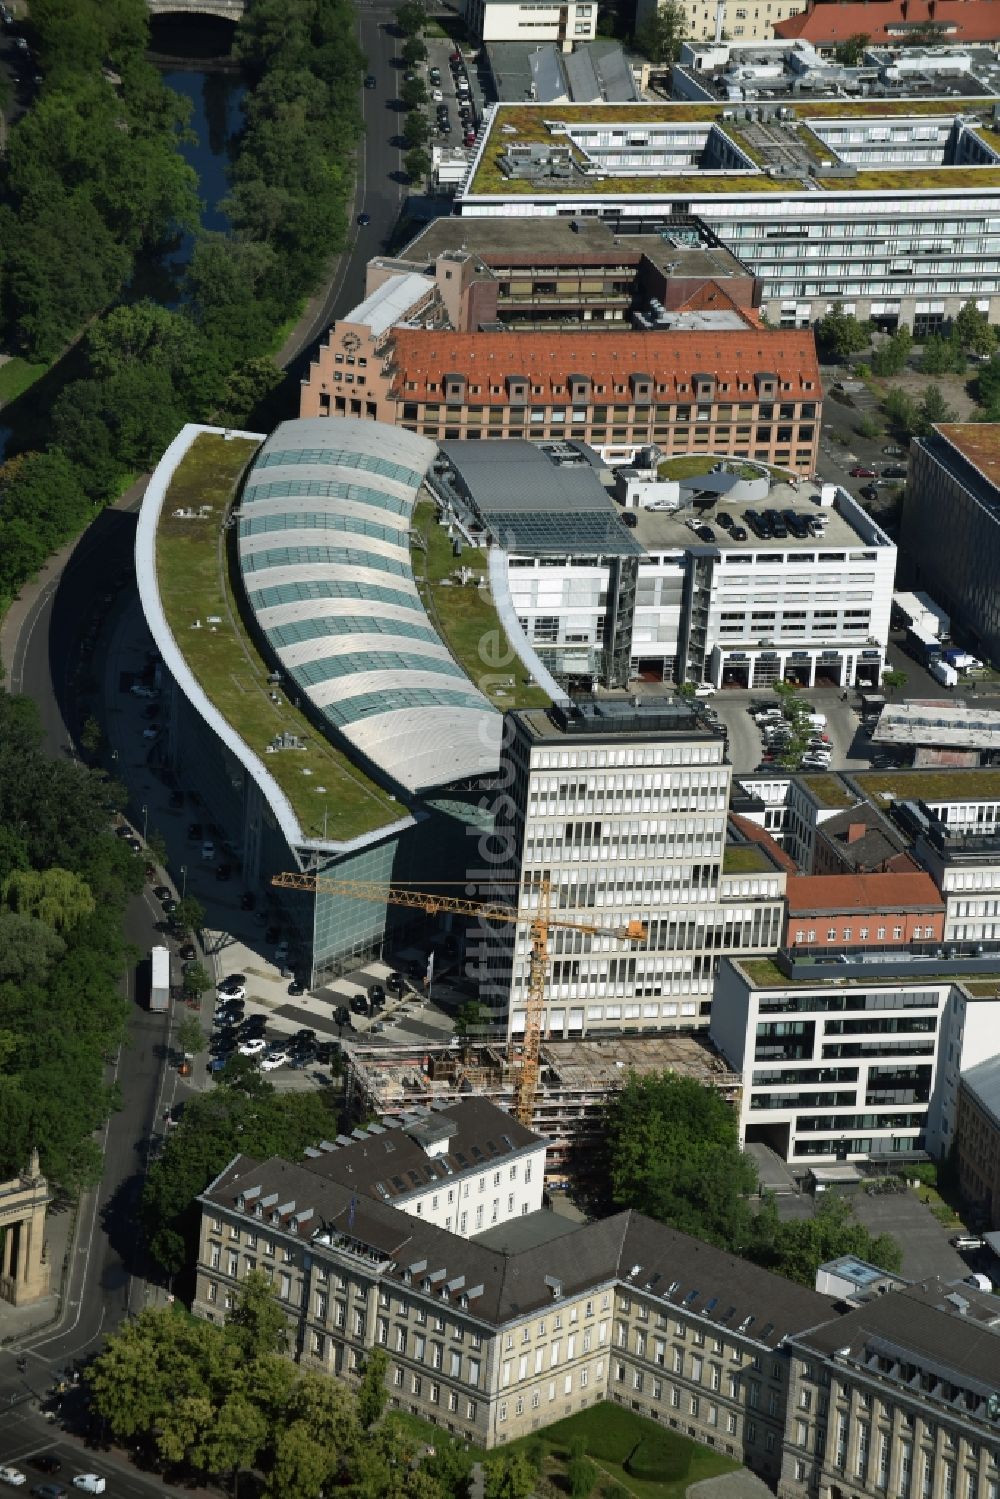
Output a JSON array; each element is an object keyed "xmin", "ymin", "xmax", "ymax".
[
  {"xmin": 155, "ymin": 433, "xmax": 404, "ymax": 844},
  {"xmin": 723, "ymin": 844, "xmax": 772, "ymax": 874},
  {"xmin": 852, "ymin": 768, "xmax": 1000, "ymax": 803},
  {"xmin": 798, "ymin": 774, "xmax": 857, "ymax": 809},
  {"xmin": 469, "ymin": 99, "xmax": 1000, "ymax": 200},
  {"xmin": 410, "ymin": 500, "xmax": 550, "ymax": 711},
  {"xmin": 739, "ymin": 957, "xmax": 790, "ymax": 988}
]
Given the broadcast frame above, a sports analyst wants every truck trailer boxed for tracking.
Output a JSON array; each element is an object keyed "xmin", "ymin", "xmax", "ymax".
[{"xmin": 150, "ymin": 944, "xmax": 170, "ymax": 1012}]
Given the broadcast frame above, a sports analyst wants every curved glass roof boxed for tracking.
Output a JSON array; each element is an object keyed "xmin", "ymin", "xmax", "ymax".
[{"xmin": 237, "ymin": 419, "xmax": 500, "ymax": 794}]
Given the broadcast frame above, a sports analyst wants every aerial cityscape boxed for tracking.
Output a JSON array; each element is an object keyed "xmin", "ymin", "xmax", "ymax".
[{"xmin": 2, "ymin": 0, "xmax": 1000, "ymax": 1496}]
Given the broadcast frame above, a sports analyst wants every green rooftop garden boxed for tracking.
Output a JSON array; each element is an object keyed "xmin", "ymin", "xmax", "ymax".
[
  {"xmin": 798, "ymin": 774, "xmax": 857, "ymax": 809},
  {"xmin": 852, "ymin": 768, "xmax": 1000, "ymax": 803},
  {"xmin": 740, "ymin": 957, "xmax": 790, "ymax": 988},
  {"xmin": 723, "ymin": 844, "xmax": 772, "ymax": 874},
  {"xmin": 155, "ymin": 433, "xmax": 404, "ymax": 844},
  {"xmin": 958, "ymin": 976, "xmax": 1000, "ymax": 996},
  {"xmin": 411, "ymin": 501, "xmax": 550, "ymax": 711}
]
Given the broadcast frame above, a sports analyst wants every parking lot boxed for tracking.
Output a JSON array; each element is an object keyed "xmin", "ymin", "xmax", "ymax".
[
  {"xmin": 701, "ymin": 686, "xmax": 880, "ymax": 776},
  {"xmin": 415, "ymin": 36, "xmax": 481, "ymax": 154}
]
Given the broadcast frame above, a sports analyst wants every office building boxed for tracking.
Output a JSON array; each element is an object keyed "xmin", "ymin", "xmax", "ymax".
[
  {"xmin": 894, "ymin": 782, "xmax": 1000, "ymax": 943},
  {"xmin": 710, "ymin": 949, "xmax": 1000, "ymax": 1166},
  {"xmin": 642, "ymin": 0, "xmax": 807, "ymax": 45},
  {"xmin": 476, "ymin": 698, "xmax": 787, "ymax": 1040},
  {"xmin": 956, "ymin": 1055, "xmax": 1000, "ymax": 1229},
  {"xmin": 485, "ymin": 39, "xmax": 640, "ymax": 104},
  {"xmin": 781, "ymin": 1276, "xmax": 1000, "ymax": 1499},
  {"xmin": 463, "ymin": 0, "xmax": 596, "ymax": 48},
  {"xmin": 195, "ymin": 1131, "xmax": 836, "ymax": 1467},
  {"xmin": 454, "ymin": 97, "xmax": 1000, "ymax": 331},
  {"xmin": 903, "ymin": 424, "xmax": 1000, "ymax": 669},
  {"xmin": 300, "ymin": 268, "xmax": 820, "ymax": 470},
  {"xmin": 135, "ymin": 418, "xmax": 504, "ymax": 985},
  {"xmin": 297, "ymin": 1099, "xmax": 546, "ymax": 1238},
  {"xmin": 783, "ymin": 871, "xmax": 945, "ymax": 951},
  {"xmin": 810, "ymin": 802, "xmax": 916, "ymax": 876}
]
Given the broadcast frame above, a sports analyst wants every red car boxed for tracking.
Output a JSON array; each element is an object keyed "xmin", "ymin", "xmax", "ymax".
[{"xmin": 849, "ymin": 464, "xmax": 876, "ymax": 478}]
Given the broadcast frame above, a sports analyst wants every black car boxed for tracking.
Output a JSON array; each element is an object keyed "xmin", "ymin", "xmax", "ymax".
[
  {"xmin": 293, "ymin": 1028, "xmax": 317, "ymax": 1045},
  {"xmin": 695, "ymin": 525, "xmax": 715, "ymax": 542},
  {"xmin": 335, "ymin": 1006, "xmax": 350, "ymax": 1026},
  {"xmin": 153, "ymin": 885, "xmax": 172, "ymax": 902},
  {"xmin": 621, "ymin": 511, "xmax": 637, "ymax": 528},
  {"xmin": 350, "ymin": 994, "xmax": 369, "ymax": 1015},
  {"xmin": 882, "ymin": 465, "xmax": 908, "ymax": 479},
  {"xmin": 730, "ymin": 526, "xmax": 748, "ymax": 541},
  {"xmin": 357, "ymin": 211, "xmax": 371, "ymax": 226},
  {"xmin": 161, "ymin": 896, "xmax": 178, "ymax": 915},
  {"xmin": 860, "ymin": 483, "xmax": 878, "ymax": 502},
  {"xmin": 386, "ymin": 971, "xmax": 405, "ymax": 995},
  {"xmin": 288, "ymin": 979, "xmax": 305, "ymax": 997},
  {"xmin": 31, "ymin": 1457, "xmax": 62, "ymax": 1474},
  {"xmin": 221, "ymin": 973, "xmax": 246, "ymax": 988},
  {"xmin": 715, "ymin": 512, "xmax": 733, "ymax": 529},
  {"xmin": 179, "ymin": 942, "xmax": 197, "ymax": 961},
  {"xmin": 364, "ymin": 73, "xmax": 376, "ymax": 88},
  {"xmin": 368, "ymin": 983, "xmax": 386, "ymax": 1005}
]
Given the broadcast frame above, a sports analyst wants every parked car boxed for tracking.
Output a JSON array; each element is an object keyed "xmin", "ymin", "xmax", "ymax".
[
  {"xmin": 238, "ymin": 1037, "xmax": 267, "ymax": 1056},
  {"xmin": 849, "ymin": 464, "xmax": 876, "ymax": 478},
  {"xmin": 153, "ymin": 885, "xmax": 172, "ymax": 902},
  {"xmin": 288, "ymin": 978, "xmax": 305, "ymax": 997},
  {"xmin": 364, "ymin": 73, "xmax": 376, "ymax": 88},
  {"xmin": 693, "ymin": 683, "xmax": 716, "ymax": 697},
  {"xmin": 386, "ymin": 971, "xmax": 405, "ymax": 995},
  {"xmin": 730, "ymin": 526, "xmax": 749, "ymax": 541},
  {"xmin": 130, "ymin": 683, "xmax": 157, "ymax": 699},
  {"xmin": 201, "ymin": 840, "xmax": 215, "ymax": 861},
  {"xmin": 882, "ymin": 465, "xmax": 908, "ymax": 479},
  {"xmin": 429, "ymin": 66, "xmax": 441, "ymax": 84},
  {"xmin": 0, "ymin": 1467, "xmax": 27, "ymax": 1488},
  {"xmin": 350, "ymin": 994, "xmax": 368, "ymax": 1015},
  {"xmin": 217, "ymin": 983, "xmax": 246, "ymax": 1002},
  {"xmin": 260, "ymin": 1052, "xmax": 288, "ymax": 1072},
  {"xmin": 882, "ymin": 444, "xmax": 906, "ymax": 457},
  {"xmin": 431, "ymin": 88, "xmax": 443, "ymax": 101},
  {"xmin": 71, "ymin": 1479, "xmax": 106, "ymax": 1495}
]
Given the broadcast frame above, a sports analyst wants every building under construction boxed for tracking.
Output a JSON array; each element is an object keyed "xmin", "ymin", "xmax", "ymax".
[{"xmin": 344, "ymin": 1035, "xmax": 742, "ymax": 1174}]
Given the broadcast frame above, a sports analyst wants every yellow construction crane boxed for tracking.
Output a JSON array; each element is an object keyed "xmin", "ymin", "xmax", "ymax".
[{"xmin": 271, "ymin": 871, "xmax": 647, "ymax": 1126}]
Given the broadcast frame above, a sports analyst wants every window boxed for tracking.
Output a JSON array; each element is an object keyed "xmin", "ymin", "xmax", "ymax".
[{"xmin": 499, "ymin": 1401, "xmax": 508, "ymax": 1423}]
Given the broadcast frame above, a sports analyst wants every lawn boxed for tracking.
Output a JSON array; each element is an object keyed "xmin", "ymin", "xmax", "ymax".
[
  {"xmin": 797, "ymin": 773, "xmax": 856, "ymax": 809},
  {"xmin": 0, "ymin": 356, "xmax": 48, "ymax": 404},
  {"xmin": 852, "ymin": 767, "xmax": 1000, "ymax": 802},
  {"xmin": 505, "ymin": 1402, "xmax": 739, "ymax": 1499},
  {"xmin": 411, "ymin": 500, "xmax": 550, "ymax": 711},
  {"xmin": 739, "ymin": 957, "xmax": 790, "ymax": 988},
  {"xmin": 156, "ymin": 433, "xmax": 404, "ymax": 844}
]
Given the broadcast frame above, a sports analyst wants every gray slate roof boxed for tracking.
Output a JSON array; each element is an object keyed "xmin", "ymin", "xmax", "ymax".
[{"xmin": 960, "ymin": 1053, "xmax": 1000, "ymax": 1131}]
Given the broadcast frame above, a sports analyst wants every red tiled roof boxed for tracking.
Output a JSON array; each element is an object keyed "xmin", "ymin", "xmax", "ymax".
[
  {"xmin": 786, "ymin": 872, "xmax": 944, "ymax": 913},
  {"xmin": 388, "ymin": 327, "xmax": 820, "ymax": 402},
  {"xmin": 674, "ymin": 281, "xmax": 759, "ymax": 322},
  {"xmin": 776, "ymin": 0, "xmax": 1000, "ymax": 45},
  {"xmin": 728, "ymin": 813, "xmax": 798, "ymax": 874}
]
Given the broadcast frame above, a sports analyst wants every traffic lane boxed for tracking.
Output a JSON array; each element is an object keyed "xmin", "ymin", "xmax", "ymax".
[{"xmin": 0, "ymin": 1425, "xmax": 190, "ymax": 1499}]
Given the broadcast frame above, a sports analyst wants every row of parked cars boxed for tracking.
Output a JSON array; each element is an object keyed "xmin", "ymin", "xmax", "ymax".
[
  {"xmin": 209, "ymin": 980, "xmax": 338, "ymax": 1073},
  {"xmin": 750, "ymin": 700, "xmax": 833, "ymax": 772}
]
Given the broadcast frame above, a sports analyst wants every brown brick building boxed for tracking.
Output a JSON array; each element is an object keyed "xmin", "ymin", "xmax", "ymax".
[{"xmin": 784, "ymin": 871, "xmax": 946, "ymax": 951}]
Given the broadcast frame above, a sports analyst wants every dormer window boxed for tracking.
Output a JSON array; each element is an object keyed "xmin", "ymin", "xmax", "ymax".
[{"xmin": 506, "ymin": 374, "xmax": 528, "ymax": 404}]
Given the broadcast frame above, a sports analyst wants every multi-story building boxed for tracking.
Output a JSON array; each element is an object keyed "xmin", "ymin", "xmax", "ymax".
[
  {"xmin": 440, "ymin": 450, "xmax": 892, "ymax": 692},
  {"xmin": 195, "ymin": 1137, "xmax": 837, "ymax": 1469},
  {"xmin": 464, "ymin": 0, "xmax": 596, "ymax": 48},
  {"xmin": 710, "ymin": 949, "xmax": 1000, "ymax": 1165},
  {"xmin": 903, "ymin": 424, "xmax": 1000, "ymax": 669},
  {"xmin": 896, "ymin": 789, "xmax": 1000, "ymax": 944},
  {"xmin": 811, "ymin": 802, "xmax": 917, "ymax": 877},
  {"xmin": 780, "ymin": 1276, "xmax": 1000, "ymax": 1499},
  {"xmin": 477, "ymin": 698, "xmax": 787, "ymax": 1039},
  {"xmin": 297, "ymin": 1099, "xmax": 546, "ymax": 1237},
  {"xmin": 956, "ymin": 1055, "xmax": 1000, "ymax": 1229},
  {"xmin": 784, "ymin": 871, "xmax": 945, "ymax": 952},
  {"xmin": 775, "ymin": 0, "xmax": 1000, "ymax": 50},
  {"xmin": 454, "ymin": 98, "xmax": 1000, "ymax": 331},
  {"xmin": 642, "ymin": 0, "xmax": 807, "ymax": 46},
  {"xmin": 301, "ymin": 280, "xmax": 820, "ymax": 470}
]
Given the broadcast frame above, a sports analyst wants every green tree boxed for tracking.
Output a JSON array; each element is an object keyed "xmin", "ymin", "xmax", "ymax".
[
  {"xmin": 751, "ymin": 1193, "xmax": 903, "ymax": 1286},
  {"xmin": 815, "ymin": 303, "xmax": 870, "ymax": 360},
  {"xmin": 916, "ymin": 383, "xmax": 956, "ymax": 435},
  {"xmin": 0, "ymin": 911, "xmax": 66, "ymax": 985},
  {"xmin": 882, "ymin": 668, "xmax": 908, "ymax": 698},
  {"xmin": 226, "ymin": 1268, "xmax": 290, "ymax": 1358},
  {"xmin": 182, "ymin": 961, "xmax": 213, "ymax": 998},
  {"xmin": 177, "ymin": 1013, "xmax": 207, "ymax": 1060},
  {"xmin": 857, "ymin": 413, "xmax": 882, "ymax": 441},
  {"xmin": 356, "ymin": 1346, "xmax": 389, "ymax": 1429},
  {"xmin": 601, "ymin": 1073, "xmax": 758, "ymax": 1249},
  {"xmin": 400, "ymin": 75, "xmax": 427, "ymax": 109},
  {"xmin": 833, "ymin": 31, "xmax": 869, "ymax": 65},
  {"xmin": 975, "ymin": 352, "xmax": 1000, "ymax": 413},
  {"xmin": 403, "ymin": 109, "xmax": 429, "ymax": 149},
  {"xmin": 954, "ymin": 300, "xmax": 998, "ymax": 359},
  {"xmin": 2, "ymin": 866, "xmax": 96, "ymax": 933},
  {"xmin": 79, "ymin": 716, "xmax": 103, "ymax": 757},
  {"xmin": 423, "ymin": 1437, "xmax": 474, "ymax": 1498},
  {"xmin": 633, "ymin": 0, "xmax": 685, "ymax": 64},
  {"xmin": 453, "ymin": 999, "xmax": 484, "ymax": 1057},
  {"xmin": 483, "ymin": 1449, "xmax": 540, "ymax": 1499},
  {"xmin": 401, "ymin": 34, "xmax": 427, "ymax": 66},
  {"xmin": 569, "ymin": 1454, "xmax": 598, "ymax": 1498},
  {"xmin": 870, "ymin": 326, "xmax": 912, "ymax": 376},
  {"xmin": 395, "ymin": 0, "xmax": 426, "ymax": 35},
  {"xmin": 173, "ymin": 895, "xmax": 205, "ymax": 934},
  {"xmin": 404, "ymin": 146, "xmax": 431, "ymax": 183},
  {"xmin": 675, "ymin": 680, "xmax": 696, "ymax": 699},
  {"xmin": 919, "ymin": 333, "xmax": 962, "ymax": 375},
  {"xmin": 883, "ymin": 387, "xmax": 920, "ymax": 441}
]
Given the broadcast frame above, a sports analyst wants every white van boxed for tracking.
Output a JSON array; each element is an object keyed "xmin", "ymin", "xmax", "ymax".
[{"xmin": 804, "ymin": 712, "xmax": 827, "ymax": 730}]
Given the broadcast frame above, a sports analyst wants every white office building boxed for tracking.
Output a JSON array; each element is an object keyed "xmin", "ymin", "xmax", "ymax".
[
  {"xmin": 475, "ymin": 698, "xmax": 786, "ymax": 1039},
  {"xmin": 711, "ymin": 952, "xmax": 1000, "ymax": 1166},
  {"xmin": 501, "ymin": 474, "xmax": 895, "ymax": 692},
  {"xmin": 464, "ymin": 0, "xmax": 596, "ymax": 47}
]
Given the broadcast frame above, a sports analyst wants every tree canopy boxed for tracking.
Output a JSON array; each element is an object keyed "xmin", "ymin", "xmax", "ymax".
[
  {"xmin": 599, "ymin": 1071, "xmax": 902, "ymax": 1285},
  {"xmin": 87, "ymin": 1281, "xmax": 471, "ymax": 1499}
]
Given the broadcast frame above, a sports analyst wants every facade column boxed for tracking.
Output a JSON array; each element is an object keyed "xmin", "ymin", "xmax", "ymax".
[
  {"xmin": 808, "ymin": 656, "xmax": 817, "ymax": 687},
  {"xmin": 2, "ymin": 1225, "xmax": 14, "ymax": 1279}
]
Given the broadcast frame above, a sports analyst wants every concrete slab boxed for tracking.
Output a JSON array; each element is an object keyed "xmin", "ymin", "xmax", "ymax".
[
  {"xmin": 848, "ymin": 1188, "xmax": 970, "ymax": 1284},
  {"xmin": 748, "ymin": 1141, "xmax": 800, "ymax": 1196},
  {"xmin": 688, "ymin": 1467, "xmax": 774, "ymax": 1499}
]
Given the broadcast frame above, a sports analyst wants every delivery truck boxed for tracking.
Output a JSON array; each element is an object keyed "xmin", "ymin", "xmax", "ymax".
[
  {"xmin": 150, "ymin": 944, "xmax": 170, "ymax": 1012},
  {"xmin": 928, "ymin": 657, "xmax": 959, "ymax": 688}
]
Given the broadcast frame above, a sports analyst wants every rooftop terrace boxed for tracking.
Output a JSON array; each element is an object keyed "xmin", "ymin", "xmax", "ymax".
[
  {"xmin": 151, "ymin": 430, "xmax": 406, "ymax": 846},
  {"xmin": 466, "ymin": 98, "xmax": 1000, "ymax": 200},
  {"xmin": 632, "ymin": 479, "xmax": 877, "ymax": 555}
]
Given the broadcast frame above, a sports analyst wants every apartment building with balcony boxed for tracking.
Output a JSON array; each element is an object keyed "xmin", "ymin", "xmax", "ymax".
[
  {"xmin": 709, "ymin": 950, "xmax": 1000, "ymax": 1165},
  {"xmin": 475, "ymin": 698, "xmax": 787, "ymax": 1040}
]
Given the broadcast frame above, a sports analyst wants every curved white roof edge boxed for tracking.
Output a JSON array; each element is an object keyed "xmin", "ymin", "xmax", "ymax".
[
  {"xmin": 135, "ymin": 424, "xmax": 415, "ymax": 860},
  {"xmin": 488, "ymin": 548, "xmax": 569, "ymax": 704}
]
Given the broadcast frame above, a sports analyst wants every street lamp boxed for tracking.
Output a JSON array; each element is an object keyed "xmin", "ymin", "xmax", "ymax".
[
  {"xmin": 180, "ymin": 865, "xmax": 187, "ymax": 898},
  {"xmin": 142, "ymin": 804, "xmax": 148, "ymax": 842}
]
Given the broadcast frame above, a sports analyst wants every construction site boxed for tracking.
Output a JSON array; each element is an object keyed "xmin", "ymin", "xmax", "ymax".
[{"xmin": 344, "ymin": 1035, "xmax": 743, "ymax": 1175}]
